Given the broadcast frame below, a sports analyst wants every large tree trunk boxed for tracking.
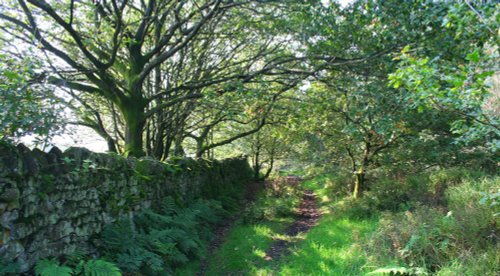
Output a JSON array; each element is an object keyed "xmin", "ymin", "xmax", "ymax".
[
  {"xmin": 263, "ymin": 156, "xmax": 274, "ymax": 179},
  {"xmin": 353, "ymin": 169, "xmax": 365, "ymax": 199},
  {"xmin": 173, "ymin": 134, "xmax": 186, "ymax": 157},
  {"xmin": 122, "ymin": 102, "xmax": 146, "ymax": 157},
  {"xmin": 124, "ymin": 119, "xmax": 145, "ymax": 157},
  {"xmin": 353, "ymin": 142, "xmax": 370, "ymax": 198},
  {"xmin": 195, "ymin": 140, "xmax": 204, "ymax": 158}
]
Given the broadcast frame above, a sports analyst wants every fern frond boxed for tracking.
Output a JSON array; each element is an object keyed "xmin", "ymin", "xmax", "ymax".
[
  {"xmin": 160, "ymin": 196, "xmax": 177, "ymax": 215},
  {"xmin": 115, "ymin": 252, "xmax": 143, "ymax": 272},
  {"xmin": 168, "ymin": 249, "xmax": 189, "ymax": 265},
  {"xmin": 65, "ymin": 249, "xmax": 88, "ymax": 267},
  {"xmin": 116, "ymin": 247, "xmax": 165, "ymax": 273},
  {"xmin": 34, "ymin": 259, "xmax": 72, "ymax": 276},
  {"xmin": 101, "ymin": 219, "xmax": 137, "ymax": 252},
  {"xmin": 83, "ymin": 260, "xmax": 121, "ymax": 276},
  {"xmin": 0, "ymin": 259, "xmax": 20, "ymax": 274},
  {"xmin": 135, "ymin": 209, "xmax": 174, "ymax": 231},
  {"xmin": 97, "ymin": 195, "xmax": 226, "ymax": 274}
]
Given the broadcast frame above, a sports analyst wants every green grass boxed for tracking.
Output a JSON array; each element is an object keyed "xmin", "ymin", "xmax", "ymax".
[
  {"xmin": 187, "ymin": 172, "xmax": 498, "ymax": 275},
  {"xmin": 278, "ymin": 214, "xmax": 378, "ymax": 275},
  {"xmin": 278, "ymin": 172, "xmax": 378, "ymax": 275},
  {"xmin": 174, "ymin": 257, "xmax": 203, "ymax": 275},
  {"xmin": 206, "ymin": 218, "xmax": 293, "ymax": 275},
  {"xmin": 204, "ymin": 174, "xmax": 378, "ymax": 275}
]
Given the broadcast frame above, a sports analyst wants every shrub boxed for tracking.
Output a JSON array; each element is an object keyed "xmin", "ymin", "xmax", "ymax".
[
  {"xmin": 365, "ymin": 174, "xmax": 499, "ymax": 274},
  {"xmin": 243, "ymin": 177, "xmax": 302, "ymax": 223},
  {"xmin": 34, "ymin": 258, "xmax": 120, "ymax": 276},
  {"xmin": 445, "ymin": 176, "xmax": 499, "ymax": 249},
  {"xmin": 322, "ymin": 172, "xmax": 352, "ymax": 199},
  {"xmin": 333, "ymin": 196, "xmax": 378, "ymax": 220},
  {"xmin": 436, "ymin": 248, "xmax": 499, "ymax": 275},
  {"xmin": 98, "ymin": 197, "xmax": 226, "ymax": 274},
  {"xmin": 0, "ymin": 258, "xmax": 20, "ymax": 276},
  {"xmin": 368, "ymin": 176, "xmax": 416, "ymax": 212},
  {"xmin": 428, "ymin": 168, "xmax": 486, "ymax": 205},
  {"xmin": 365, "ymin": 206, "xmax": 461, "ymax": 273},
  {"xmin": 366, "ymin": 168, "xmax": 488, "ymax": 212}
]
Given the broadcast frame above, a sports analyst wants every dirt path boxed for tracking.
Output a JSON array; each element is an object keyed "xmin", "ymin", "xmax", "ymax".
[
  {"xmin": 197, "ymin": 180, "xmax": 264, "ymax": 275},
  {"xmin": 264, "ymin": 189, "xmax": 321, "ymax": 261}
]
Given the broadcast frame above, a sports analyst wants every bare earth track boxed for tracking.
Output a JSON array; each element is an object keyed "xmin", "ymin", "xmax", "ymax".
[
  {"xmin": 264, "ymin": 189, "xmax": 321, "ymax": 261},
  {"xmin": 198, "ymin": 177, "xmax": 321, "ymax": 274},
  {"xmin": 197, "ymin": 180, "xmax": 264, "ymax": 275}
]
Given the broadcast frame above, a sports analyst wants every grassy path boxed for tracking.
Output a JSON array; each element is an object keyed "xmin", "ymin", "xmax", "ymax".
[
  {"xmin": 277, "ymin": 215, "xmax": 378, "ymax": 275},
  {"xmin": 264, "ymin": 189, "xmax": 321, "ymax": 261},
  {"xmin": 197, "ymin": 180, "xmax": 265, "ymax": 275},
  {"xmin": 201, "ymin": 176, "xmax": 379, "ymax": 275}
]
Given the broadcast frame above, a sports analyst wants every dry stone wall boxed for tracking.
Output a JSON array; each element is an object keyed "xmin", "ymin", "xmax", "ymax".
[{"xmin": 0, "ymin": 142, "xmax": 252, "ymax": 271}]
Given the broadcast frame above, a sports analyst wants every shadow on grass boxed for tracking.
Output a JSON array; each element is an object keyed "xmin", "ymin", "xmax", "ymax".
[
  {"xmin": 203, "ymin": 214, "xmax": 377, "ymax": 275},
  {"xmin": 205, "ymin": 218, "xmax": 292, "ymax": 275},
  {"xmin": 277, "ymin": 215, "xmax": 378, "ymax": 275}
]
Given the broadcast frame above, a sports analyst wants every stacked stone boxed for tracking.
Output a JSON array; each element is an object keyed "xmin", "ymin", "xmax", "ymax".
[{"xmin": 0, "ymin": 142, "xmax": 252, "ymax": 271}]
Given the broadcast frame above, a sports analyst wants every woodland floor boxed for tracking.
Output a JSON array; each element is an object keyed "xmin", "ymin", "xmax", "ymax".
[
  {"xmin": 198, "ymin": 177, "xmax": 322, "ymax": 275},
  {"xmin": 263, "ymin": 189, "xmax": 321, "ymax": 261},
  {"xmin": 197, "ymin": 179, "xmax": 266, "ymax": 275}
]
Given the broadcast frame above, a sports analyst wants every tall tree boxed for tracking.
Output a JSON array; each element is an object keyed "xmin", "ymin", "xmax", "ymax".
[
  {"xmin": 283, "ymin": 0, "xmax": 498, "ymax": 197},
  {"xmin": 0, "ymin": 0, "xmax": 317, "ymax": 156},
  {"xmin": 0, "ymin": 51, "xmax": 64, "ymax": 144}
]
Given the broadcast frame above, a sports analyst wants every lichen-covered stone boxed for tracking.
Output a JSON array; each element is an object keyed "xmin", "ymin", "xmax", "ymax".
[
  {"xmin": 0, "ymin": 142, "xmax": 252, "ymax": 272},
  {"xmin": 0, "ymin": 187, "xmax": 19, "ymax": 203},
  {"xmin": 0, "ymin": 142, "xmax": 20, "ymax": 177},
  {"xmin": 17, "ymin": 144, "xmax": 39, "ymax": 176},
  {"xmin": 0, "ymin": 210, "xmax": 18, "ymax": 230}
]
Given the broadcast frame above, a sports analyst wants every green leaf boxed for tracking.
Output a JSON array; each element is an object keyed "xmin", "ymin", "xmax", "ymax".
[
  {"xmin": 401, "ymin": 45, "xmax": 411, "ymax": 54},
  {"xmin": 466, "ymin": 51, "xmax": 480, "ymax": 62},
  {"xmin": 2, "ymin": 70, "xmax": 20, "ymax": 80},
  {"xmin": 34, "ymin": 259, "xmax": 73, "ymax": 276},
  {"xmin": 83, "ymin": 260, "xmax": 121, "ymax": 276}
]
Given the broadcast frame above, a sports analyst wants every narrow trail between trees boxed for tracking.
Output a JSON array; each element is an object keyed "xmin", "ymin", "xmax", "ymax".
[
  {"xmin": 197, "ymin": 180, "xmax": 264, "ymax": 275},
  {"xmin": 197, "ymin": 177, "xmax": 322, "ymax": 275},
  {"xmin": 264, "ymin": 188, "xmax": 322, "ymax": 261}
]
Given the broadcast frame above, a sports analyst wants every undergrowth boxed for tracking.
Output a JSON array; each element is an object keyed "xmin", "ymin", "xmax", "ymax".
[
  {"xmin": 98, "ymin": 196, "xmax": 228, "ymax": 275},
  {"xmin": 34, "ymin": 259, "xmax": 120, "ymax": 276},
  {"xmin": 361, "ymin": 169, "xmax": 499, "ymax": 275},
  {"xmin": 205, "ymin": 169, "xmax": 499, "ymax": 275},
  {"xmin": 243, "ymin": 176, "xmax": 302, "ymax": 223},
  {"xmin": 205, "ymin": 176, "xmax": 303, "ymax": 274}
]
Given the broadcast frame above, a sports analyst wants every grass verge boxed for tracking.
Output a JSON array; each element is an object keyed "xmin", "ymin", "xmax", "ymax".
[
  {"xmin": 278, "ymin": 215, "xmax": 378, "ymax": 275},
  {"xmin": 206, "ymin": 218, "xmax": 294, "ymax": 275},
  {"xmin": 204, "ymin": 174, "xmax": 379, "ymax": 275}
]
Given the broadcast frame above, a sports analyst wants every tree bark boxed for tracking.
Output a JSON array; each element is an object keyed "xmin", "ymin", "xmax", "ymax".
[
  {"xmin": 253, "ymin": 150, "xmax": 261, "ymax": 180},
  {"xmin": 263, "ymin": 156, "xmax": 274, "ymax": 179},
  {"xmin": 173, "ymin": 133, "xmax": 186, "ymax": 157},
  {"xmin": 122, "ymin": 102, "xmax": 146, "ymax": 157},
  {"xmin": 353, "ymin": 142, "xmax": 371, "ymax": 198},
  {"xmin": 353, "ymin": 169, "xmax": 365, "ymax": 199}
]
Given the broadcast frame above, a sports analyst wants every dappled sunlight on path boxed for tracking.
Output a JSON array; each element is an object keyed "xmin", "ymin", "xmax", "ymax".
[{"xmin": 264, "ymin": 189, "xmax": 322, "ymax": 261}]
